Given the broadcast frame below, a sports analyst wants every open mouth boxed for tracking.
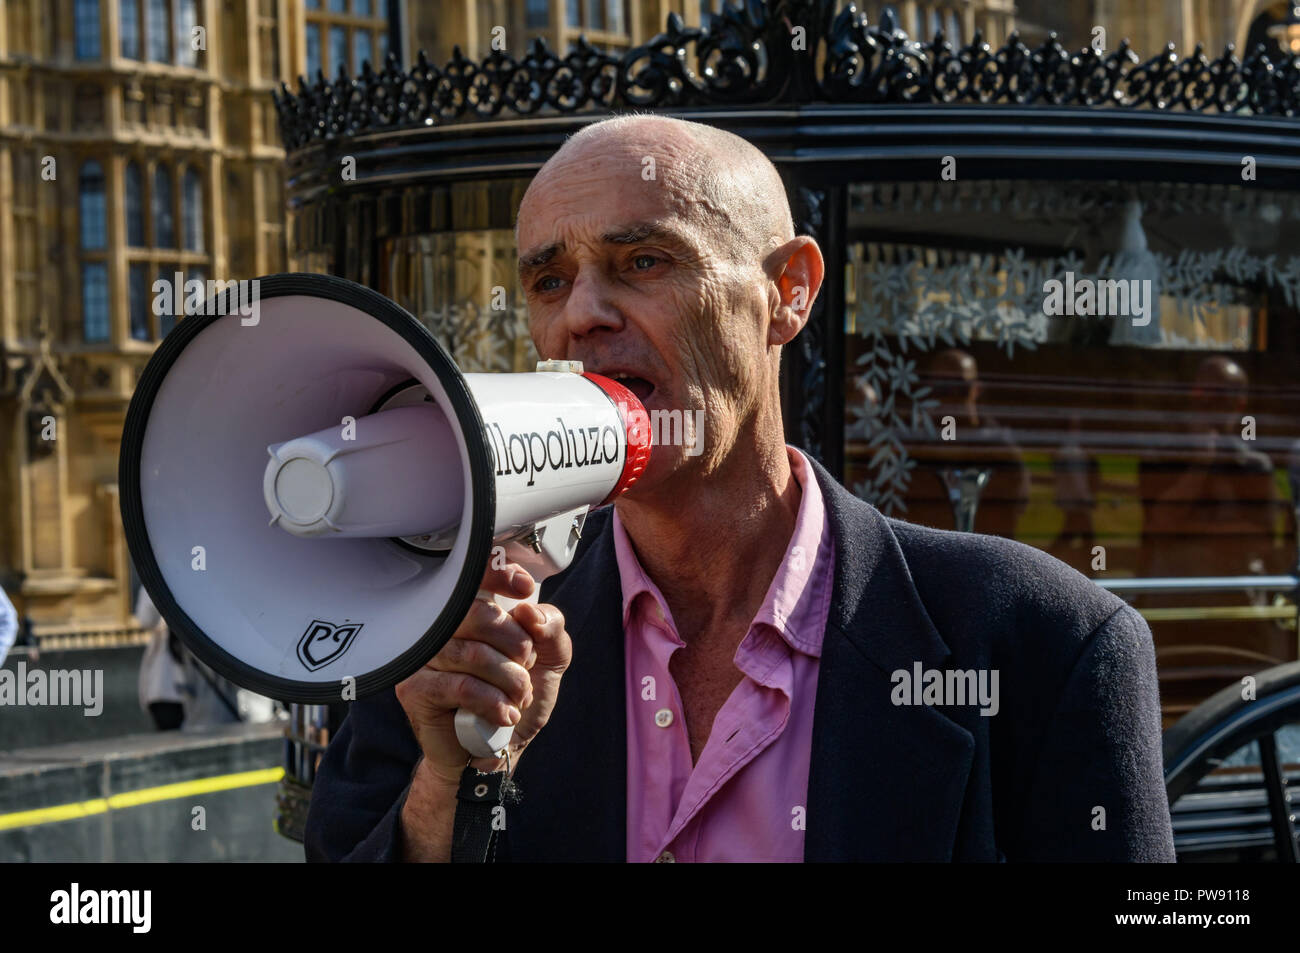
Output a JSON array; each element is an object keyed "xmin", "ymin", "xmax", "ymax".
[{"xmin": 606, "ymin": 374, "xmax": 655, "ymax": 405}]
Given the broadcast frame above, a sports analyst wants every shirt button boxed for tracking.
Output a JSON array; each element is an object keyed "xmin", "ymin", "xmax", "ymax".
[
  {"xmin": 654, "ymin": 850, "xmax": 675, "ymax": 863},
  {"xmin": 654, "ymin": 708, "xmax": 673, "ymax": 728}
]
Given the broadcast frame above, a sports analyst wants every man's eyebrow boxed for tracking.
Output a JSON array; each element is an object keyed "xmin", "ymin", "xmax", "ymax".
[
  {"xmin": 517, "ymin": 222, "xmax": 696, "ymax": 275},
  {"xmin": 601, "ymin": 222, "xmax": 693, "ymax": 248},
  {"xmin": 518, "ymin": 242, "xmax": 562, "ymax": 272}
]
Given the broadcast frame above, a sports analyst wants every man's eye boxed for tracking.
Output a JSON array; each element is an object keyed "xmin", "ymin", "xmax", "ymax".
[
  {"xmin": 632, "ymin": 254, "xmax": 660, "ymax": 270},
  {"xmin": 535, "ymin": 276, "xmax": 563, "ymax": 292}
]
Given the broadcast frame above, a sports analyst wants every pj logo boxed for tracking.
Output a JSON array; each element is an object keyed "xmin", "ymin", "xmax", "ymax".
[{"xmin": 297, "ymin": 619, "xmax": 364, "ymax": 671}]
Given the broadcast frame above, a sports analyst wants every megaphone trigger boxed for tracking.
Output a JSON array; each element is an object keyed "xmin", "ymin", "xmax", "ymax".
[{"xmin": 454, "ymin": 706, "xmax": 516, "ymax": 761}]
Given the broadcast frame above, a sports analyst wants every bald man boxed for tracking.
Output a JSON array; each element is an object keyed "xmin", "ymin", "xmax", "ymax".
[{"xmin": 305, "ymin": 116, "xmax": 1175, "ymax": 862}]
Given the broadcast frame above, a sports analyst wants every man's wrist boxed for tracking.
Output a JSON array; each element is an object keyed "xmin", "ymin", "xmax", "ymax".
[
  {"xmin": 398, "ymin": 757, "xmax": 461, "ymax": 862},
  {"xmin": 397, "ymin": 747, "xmax": 515, "ymax": 862},
  {"xmin": 418, "ymin": 754, "xmax": 469, "ymax": 789}
]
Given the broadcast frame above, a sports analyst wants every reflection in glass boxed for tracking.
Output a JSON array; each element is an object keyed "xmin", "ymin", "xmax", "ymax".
[
  {"xmin": 79, "ymin": 162, "xmax": 107, "ymax": 250},
  {"xmin": 353, "ymin": 29, "xmax": 371, "ymax": 70},
  {"xmin": 526, "ymin": 0, "xmax": 548, "ymax": 28},
  {"xmin": 842, "ymin": 179, "xmax": 1300, "ymax": 724},
  {"xmin": 306, "ymin": 24, "xmax": 321, "ymax": 77},
  {"xmin": 330, "ymin": 26, "xmax": 347, "ymax": 75},
  {"xmin": 182, "ymin": 167, "xmax": 204, "ymax": 251},
  {"xmin": 129, "ymin": 264, "xmax": 150, "ymax": 340},
  {"xmin": 126, "ymin": 162, "xmax": 145, "ymax": 246},
  {"xmin": 385, "ymin": 232, "xmax": 538, "ymax": 374},
  {"xmin": 120, "ymin": 0, "xmax": 141, "ymax": 59},
  {"xmin": 157, "ymin": 265, "xmax": 177, "ymax": 336},
  {"xmin": 148, "ymin": 0, "xmax": 170, "ymax": 62},
  {"xmin": 177, "ymin": 0, "xmax": 199, "ymax": 67},
  {"xmin": 153, "ymin": 166, "xmax": 175, "ymax": 247},
  {"xmin": 82, "ymin": 263, "xmax": 110, "ymax": 342},
  {"xmin": 75, "ymin": 0, "xmax": 101, "ymax": 60}
]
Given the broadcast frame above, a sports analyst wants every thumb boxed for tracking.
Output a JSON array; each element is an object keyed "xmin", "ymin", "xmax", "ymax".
[{"xmin": 512, "ymin": 602, "xmax": 570, "ymax": 674}]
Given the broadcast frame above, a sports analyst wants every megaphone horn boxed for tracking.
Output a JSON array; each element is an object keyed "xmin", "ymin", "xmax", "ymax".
[{"xmin": 120, "ymin": 274, "xmax": 650, "ymax": 758}]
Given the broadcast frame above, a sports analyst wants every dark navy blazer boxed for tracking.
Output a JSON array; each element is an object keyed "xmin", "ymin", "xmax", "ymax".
[{"xmin": 305, "ymin": 458, "xmax": 1176, "ymax": 862}]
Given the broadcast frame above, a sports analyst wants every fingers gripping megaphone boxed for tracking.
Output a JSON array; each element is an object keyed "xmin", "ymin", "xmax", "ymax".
[{"xmin": 119, "ymin": 274, "xmax": 650, "ymax": 758}]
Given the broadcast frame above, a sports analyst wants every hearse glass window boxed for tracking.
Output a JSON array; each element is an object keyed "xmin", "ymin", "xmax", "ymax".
[
  {"xmin": 380, "ymin": 180, "xmax": 539, "ymax": 375},
  {"xmin": 843, "ymin": 179, "xmax": 1300, "ymax": 728}
]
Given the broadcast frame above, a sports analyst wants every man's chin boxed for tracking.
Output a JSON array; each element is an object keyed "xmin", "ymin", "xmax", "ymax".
[{"xmin": 618, "ymin": 449, "xmax": 689, "ymax": 503}]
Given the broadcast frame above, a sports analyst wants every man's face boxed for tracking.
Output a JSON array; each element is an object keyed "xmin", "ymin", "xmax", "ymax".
[{"xmin": 516, "ymin": 145, "xmax": 768, "ymax": 488}]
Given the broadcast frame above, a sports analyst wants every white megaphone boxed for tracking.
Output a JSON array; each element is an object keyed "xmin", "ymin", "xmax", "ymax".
[{"xmin": 120, "ymin": 274, "xmax": 650, "ymax": 758}]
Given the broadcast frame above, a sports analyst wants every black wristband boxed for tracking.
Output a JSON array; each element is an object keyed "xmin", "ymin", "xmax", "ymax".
[{"xmin": 450, "ymin": 763, "xmax": 520, "ymax": 863}]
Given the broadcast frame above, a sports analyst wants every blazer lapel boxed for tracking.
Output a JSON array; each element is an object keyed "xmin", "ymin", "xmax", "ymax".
[
  {"xmin": 505, "ymin": 464, "xmax": 976, "ymax": 862},
  {"xmin": 805, "ymin": 460, "xmax": 976, "ymax": 861},
  {"xmin": 506, "ymin": 508, "xmax": 627, "ymax": 861}
]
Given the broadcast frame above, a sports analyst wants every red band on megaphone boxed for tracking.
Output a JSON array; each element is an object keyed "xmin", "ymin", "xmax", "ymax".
[{"xmin": 583, "ymin": 373, "xmax": 652, "ymax": 505}]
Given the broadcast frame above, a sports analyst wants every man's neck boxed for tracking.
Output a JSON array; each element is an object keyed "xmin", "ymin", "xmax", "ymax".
[{"xmin": 614, "ymin": 435, "xmax": 802, "ymax": 645}]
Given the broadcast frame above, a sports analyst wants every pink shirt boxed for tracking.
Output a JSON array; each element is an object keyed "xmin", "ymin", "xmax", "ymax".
[{"xmin": 614, "ymin": 447, "xmax": 835, "ymax": 862}]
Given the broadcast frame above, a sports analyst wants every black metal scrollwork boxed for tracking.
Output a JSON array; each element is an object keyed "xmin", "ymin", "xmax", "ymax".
[
  {"xmin": 792, "ymin": 185, "xmax": 827, "ymax": 463},
  {"xmin": 274, "ymin": 1, "xmax": 1300, "ymax": 151}
]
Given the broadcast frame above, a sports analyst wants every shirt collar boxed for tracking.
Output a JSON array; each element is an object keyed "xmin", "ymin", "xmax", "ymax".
[
  {"xmin": 611, "ymin": 506, "xmax": 675, "ymax": 635},
  {"xmin": 610, "ymin": 446, "xmax": 832, "ymax": 658}
]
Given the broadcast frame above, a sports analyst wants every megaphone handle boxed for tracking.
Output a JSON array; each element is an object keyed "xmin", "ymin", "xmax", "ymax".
[{"xmin": 452, "ymin": 588, "xmax": 539, "ymax": 760}]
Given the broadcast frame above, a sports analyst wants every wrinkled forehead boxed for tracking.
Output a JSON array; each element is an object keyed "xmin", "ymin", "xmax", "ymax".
[{"xmin": 516, "ymin": 145, "xmax": 706, "ymax": 248}]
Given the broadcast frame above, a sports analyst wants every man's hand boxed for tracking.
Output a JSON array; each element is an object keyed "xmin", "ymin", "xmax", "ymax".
[{"xmin": 393, "ymin": 561, "xmax": 572, "ymax": 860}]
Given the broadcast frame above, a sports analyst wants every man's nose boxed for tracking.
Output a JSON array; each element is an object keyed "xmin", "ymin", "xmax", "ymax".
[{"xmin": 560, "ymin": 270, "xmax": 624, "ymax": 340}]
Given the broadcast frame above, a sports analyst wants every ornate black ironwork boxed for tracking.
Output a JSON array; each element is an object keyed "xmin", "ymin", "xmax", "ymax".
[
  {"xmin": 274, "ymin": 2, "xmax": 1300, "ymax": 151},
  {"xmin": 791, "ymin": 185, "xmax": 828, "ymax": 463}
]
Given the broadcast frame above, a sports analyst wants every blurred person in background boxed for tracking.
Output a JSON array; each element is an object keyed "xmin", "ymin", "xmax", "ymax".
[
  {"xmin": 136, "ymin": 584, "xmax": 246, "ymax": 730},
  {"xmin": 135, "ymin": 584, "xmax": 187, "ymax": 730},
  {"xmin": 0, "ymin": 584, "xmax": 17, "ymax": 667}
]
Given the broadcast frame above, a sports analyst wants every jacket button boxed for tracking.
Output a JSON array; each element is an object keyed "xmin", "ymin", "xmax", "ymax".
[
  {"xmin": 654, "ymin": 850, "xmax": 675, "ymax": 863},
  {"xmin": 654, "ymin": 708, "xmax": 673, "ymax": 728},
  {"xmin": 473, "ymin": 783, "xmax": 488, "ymax": 798}
]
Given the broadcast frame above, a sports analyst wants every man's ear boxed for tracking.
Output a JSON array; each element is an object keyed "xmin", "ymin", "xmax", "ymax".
[{"xmin": 764, "ymin": 236, "xmax": 824, "ymax": 347}]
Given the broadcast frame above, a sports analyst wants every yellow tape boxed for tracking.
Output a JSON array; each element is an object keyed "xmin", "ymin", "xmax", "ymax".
[{"xmin": 0, "ymin": 767, "xmax": 284, "ymax": 831}]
